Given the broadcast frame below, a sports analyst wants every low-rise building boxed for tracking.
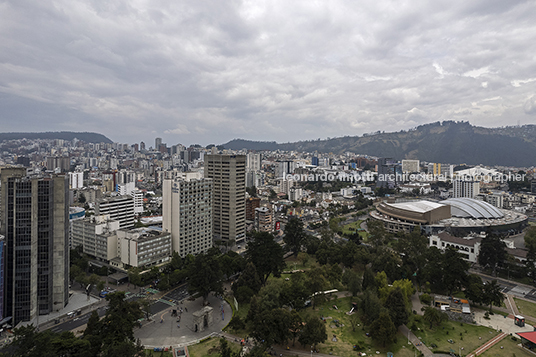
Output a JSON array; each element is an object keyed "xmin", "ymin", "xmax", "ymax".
[{"xmin": 117, "ymin": 228, "xmax": 171, "ymax": 268}]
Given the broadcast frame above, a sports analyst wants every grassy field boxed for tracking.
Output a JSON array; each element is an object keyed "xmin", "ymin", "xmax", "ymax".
[
  {"xmin": 514, "ymin": 298, "xmax": 536, "ymax": 326},
  {"xmin": 340, "ymin": 220, "xmax": 369, "ymax": 239},
  {"xmin": 300, "ymin": 296, "xmax": 415, "ymax": 357},
  {"xmin": 188, "ymin": 337, "xmax": 242, "ymax": 357},
  {"xmin": 480, "ymin": 335, "xmax": 532, "ymax": 357},
  {"xmin": 514, "ymin": 298, "xmax": 536, "ymax": 319},
  {"xmin": 408, "ymin": 314, "xmax": 498, "ymax": 355}
]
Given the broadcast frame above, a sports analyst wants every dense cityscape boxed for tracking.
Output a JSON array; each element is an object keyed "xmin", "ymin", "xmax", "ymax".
[
  {"xmin": 0, "ymin": 133, "xmax": 536, "ymax": 356},
  {"xmin": 2, "ymin": 0, "xmax": 536, "ymax": 356}
]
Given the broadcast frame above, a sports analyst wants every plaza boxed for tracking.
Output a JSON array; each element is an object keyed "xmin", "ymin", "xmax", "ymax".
[{"xmin": 134, "ymin": 293, "xmax": 232, "ymax": 349}]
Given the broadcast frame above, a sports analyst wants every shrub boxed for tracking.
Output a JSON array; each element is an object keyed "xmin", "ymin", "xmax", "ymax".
[{"xmin": 419, "ymin": 293, "xmax": 432, "ymax": 306}]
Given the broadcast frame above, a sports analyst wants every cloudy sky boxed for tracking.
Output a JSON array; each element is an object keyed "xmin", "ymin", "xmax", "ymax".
[{"xmin": 1, "ymin": 0, "xmax": 536, "ymax": 146}]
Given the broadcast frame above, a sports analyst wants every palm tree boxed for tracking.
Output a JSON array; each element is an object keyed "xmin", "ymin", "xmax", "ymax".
[{"xmin": 423, "ymin": 306, "xmax": 446, "ymax": 329}]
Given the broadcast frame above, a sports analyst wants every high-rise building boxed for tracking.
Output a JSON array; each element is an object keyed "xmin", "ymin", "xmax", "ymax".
[
  {"xmin": 0, "ymin": 235, "xmax": 5, "ymax": 322},
  {"xmin": 0, "ymin": 167, "xmax": 69, "ymax": 325},
  {"xmin": 131, "ymin": 189, "xmax": 144, "ymax": 214},
  {"xmin": 155, "ymin": 138, "xmax": 162, "ymax": 151},
  {"xmin": 69, "ymin": 171, "xmax": 84, "ymax": 189},
  {"xmin": 377, "ymin": 158, "xmax": 401, "ymax": 189},
  {"xmin": 95, "ymin": 195, "xmax": 135, "ymax": 229},
  {"xmin": 46, "ymin": 156, "xmax": 70, "ymax": 172},
  {"xmin": 246, "ymin": 153, "xmax": 261, "ymax": 171},
  {"xmin": 162, "ymin": 172, "xmax": 213, "ymax": 257},
  {"xmin": 205, "ymin": 154, "xmax": 246, "ymax": 242},
  {"xmin": 453, "ymin": 179, "xmax": 480, "ymax": 198}
]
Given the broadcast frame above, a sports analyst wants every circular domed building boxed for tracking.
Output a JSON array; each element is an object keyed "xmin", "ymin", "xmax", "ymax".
[{"xmin": 370, "ymin": 197, "xmax": 527, "ymax": 236}]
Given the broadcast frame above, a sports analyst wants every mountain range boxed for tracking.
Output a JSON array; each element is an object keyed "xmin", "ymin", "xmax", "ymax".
[
  {"xmin": 0, "ymin": 131, "xmax": 113, "ymax": 144},
  {"xmin": 221, "ymin": 121, "xmax": 536, "ymax": 167}
]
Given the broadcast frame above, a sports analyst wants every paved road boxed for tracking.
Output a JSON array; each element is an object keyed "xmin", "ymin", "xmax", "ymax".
[
  {"xmin": 48, "ymin": 306, "xmax": 107, "ymax": 333},
  {"xmin": 473, "ymin": 270, "xmax": 536, "ymax": 302}
]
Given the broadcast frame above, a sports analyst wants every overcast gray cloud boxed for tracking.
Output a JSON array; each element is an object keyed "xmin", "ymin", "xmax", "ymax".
[{"xmin": 1, "ymin": 0, "xmax": 535, "ymax": 146}]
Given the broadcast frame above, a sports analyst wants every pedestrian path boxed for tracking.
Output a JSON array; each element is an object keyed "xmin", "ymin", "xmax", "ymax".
[
  {"xmin": 466, "ymin": 332, "xmax": 507, "ymax": 357},
  {"xmin": 506, "ymin": 294, "xmax": 520, "ymax": 316},
  {"xmin": 398, "ymin": 324, "xmax": 434, "ymax": 357}
]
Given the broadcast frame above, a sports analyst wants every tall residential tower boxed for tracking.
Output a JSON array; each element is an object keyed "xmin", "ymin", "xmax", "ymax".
[
  {"xmin": 204, "ymin": 154, "xmax": 246, "ymax": 242},
  {"xmin": 163, "ymin": 172, "xmax": 213, "ymax": 257}
]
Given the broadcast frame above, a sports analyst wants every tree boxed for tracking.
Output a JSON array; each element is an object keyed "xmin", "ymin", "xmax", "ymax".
[
  {"xmin": 463, "ymin": 274, "xmax": 484, "ymax": 305},
  {"xmin": 219, "ymin": 337, "xmax": 237, "ymax": 357},
  {"xmin": 289, "ymin": 310, "xmax": 303, "ymax": 346},
  {"xmin": 84, "ymin": 311, "xmax": 103, "ymax": 356},
  {"xmin": 298, "ymin": 316, "xmax": 327, "ymax": 350},
  {"xmin": 370, "ymin": 311, "xmax": 397, "ymax": 347},
  {"xmin": 362, "ymin": 268, "xmax": 376, "ymax": 292},
  {"xmin": 384, "ymin": 287, "xmax": 409, "ymax": 327},
  {"xmin": 233, "ymin": 262, "xmax": 262, "ymax": 303},
  {"xmin": 360, "ymin": 289, "xmax": 382, "ymax": 325},
  {"xmin": 482, "ymin": 280, "xmax": 503, "ymax": 312},
  {"xmin": 246, "ymin": 186, "xmax": 257, "ymax": 198},
  {"xmin": 349, "ymin": 313, "xmax": 360, "ymax": 332},
  {"xmin": 442, "ymin": 246, "xmax": 469, "ymax": 295},
  {"xmin": 284, "ymin": 217, "xmax": 307, "ymax": 257},
  {"xmin": 100, "ymin": 292, "xmax": 144, "ymax": 357},
  {"xmin": 128, "ymin": 268, "xmax": 142, "ymax": 287},
  {"xmin": 478, "ymin": 234, "xmax": 507, "ymax": 276},
  {"xmin": 250, "ymin": 308, "xmax": 293, "ymax": 347},
  {"xmin": 245, "ymin": 232, "xmax": 285, "ymax": 285},
  {"xmin": 423, "ymin": 306, "xmax": 447, "ymax": 329},
  {"xmin": 367, "ymin": 219, "xmax": 388, "ymax": 247},
  {"xmin": 342, "ymin": 269, "xmax": 361, "ymax": 296},
  {"xmin": 188, "ymin": 252, "xmax": 224, "ymax": 304},
  {"xmin": 9, "ymin": 325, "xmax": 91, "ymax": 357}
]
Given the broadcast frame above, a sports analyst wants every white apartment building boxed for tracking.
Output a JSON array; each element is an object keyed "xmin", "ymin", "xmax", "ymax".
[
  {"xmin": 95, "ymin": 195, "xmax": 135, "ymax": 229},
  {"xmin": 246, "ymin": 153, "xmax": 262, "ymax": 171},
  {"xmin": 117, "ymin": 228, "xmax": 171, "ymax": 267},
  {"xmin": 69, "ymin": 171, "xmax": 84, "ymax": 189},
  {"xmin": 72, "ymin": 215, "xmax": 120, "ymax": 261},
  {"xmin": 131, "ymin": 189, "xmax": 144, "ymax": 214},
  {"xmin": 453, "ymin": 179, "xmax": 480, "ymax": 199},
  {"xmin": 163, "ymin": 172, "xmax": 213, "ymax": 257}
]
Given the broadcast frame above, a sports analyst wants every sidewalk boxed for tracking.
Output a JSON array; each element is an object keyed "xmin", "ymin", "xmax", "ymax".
[{"xmin": 398, "ymin": 324, "xmax": 434, "ymax": 357}]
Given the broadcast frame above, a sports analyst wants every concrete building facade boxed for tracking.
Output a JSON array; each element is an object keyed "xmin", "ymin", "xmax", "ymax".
[
  {"xmin": 95, "ymin": 195, "xmax": 135, "ymax": 229},
  {"xmin": 204, "ymin": 154, "xmax": 246, "ymax": 242},
  {"xmin": 163, "ymin": 172, "xmax": 213, "ymax": 257}
]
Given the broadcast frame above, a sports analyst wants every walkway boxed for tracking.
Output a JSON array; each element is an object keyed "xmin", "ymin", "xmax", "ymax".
[
  {"xmin": 506, "ymin": 294, "xmax": 521, "ymax": 316},
  {"xmin": 466, "ymin": 332, "xmax": 507, "ymax": 357},
  {"xmin": 398, "ymin": 324, "xmax": 434, "ymax": 357}
]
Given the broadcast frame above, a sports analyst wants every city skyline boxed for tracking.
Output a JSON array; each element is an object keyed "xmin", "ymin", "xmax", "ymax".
[{"xmin": 1, "ymin": 1, "xmax": 536, "ymax": 145}]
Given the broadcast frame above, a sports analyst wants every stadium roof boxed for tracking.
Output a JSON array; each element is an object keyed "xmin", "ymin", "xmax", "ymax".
[
  {"xmin": 386, "ymin": 200, "xmax": 445, "ymax": 213},
  {"xmin": 442, "ymin": 198, "xmax": 504, "ymax": 219}
]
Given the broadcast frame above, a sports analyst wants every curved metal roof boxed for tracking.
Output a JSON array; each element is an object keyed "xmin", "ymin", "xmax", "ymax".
[{"xmin": 442, "ymin": 198, "xmax": 504, "ymax": 219}]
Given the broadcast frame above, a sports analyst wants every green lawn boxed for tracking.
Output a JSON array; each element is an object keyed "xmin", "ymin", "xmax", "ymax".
[
  {"xmin": 340, "ymin": 220, "xmax": 369, "ymax": 239},
  {"xmin": 514, "ymin": 298, "xmax": 536, "ymax": 319},
  {"xmin": 409, "ymin": 314, "xmax": 498, "ymax": 355},
  {"xmin": 480, "ymin": 335, "xmax": 532, "ymax": 357},
  {"xmin": 300, "ymin": 296, "xmax": 414, "ymax": 357},
  {"xmin": 188, "ymin": 337, "xmax": 242, "ymax": 357}
]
